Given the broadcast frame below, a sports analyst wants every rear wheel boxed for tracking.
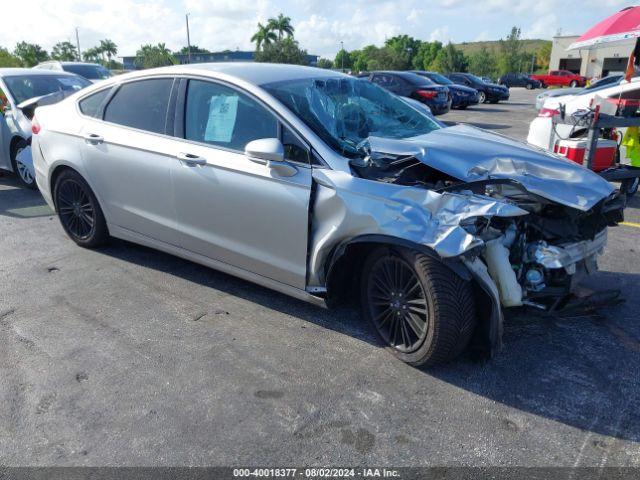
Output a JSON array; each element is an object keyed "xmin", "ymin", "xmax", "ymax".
[
  {"xmin": 570, "ymin": 80, "xmax": 578, "ymax": 87},
  {"xmin": 361, "ymin": 247, "xmax": 476, "ymax": 366},
  {"xmin": 10, "ymin": 139, "xmax": 36, "ymax": 189},
  {"xmin": 623, "ymin": 177, "xmax": 639, "ymax": 197},
  {"xmin": 525, "ymin": 83, "xmax": 533, "ymax": 90},
  {"xmin": 478, "ymin": 91, "xmax": 487, "ymax": 104},
  {"xmin": 54, "ymin": 170, "xmax": 109, "ymax": 248}
]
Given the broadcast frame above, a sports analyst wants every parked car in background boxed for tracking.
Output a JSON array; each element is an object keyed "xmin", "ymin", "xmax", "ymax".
[
  {"xmin": 0, "ymin": 68, "xmax": 90, "ymax": 187},
  {"xmin": 528, "ymin": 76, "xmax": 640, "ymax": 149},
  {"xmin": 446, "ymin": 72, "xmax": 510, "ymax": 103},
  {"xmin": 359, "ymin": 71, "xmax": 451, "ymax": 115},
  {"xmin": 498, "ymin": 73, "xmax": 541, "ymax": 89},
  {"xmin": 534, "ymin": 74, "xmax": 624, "ymax": 110},
  {"xmin": 34, "ymin": 61, "xmax": 113, "ymax": 83},
  {"xmin": 530, "ymin": 70, "xmax": 587, "ymax": 88},
  {"xmin": 411, "ymin": 70, "xmax": 479, "ymax": 109},
  {"xmin": 32, "ymin": 63, "xmax": 623, "ymax": 366}
]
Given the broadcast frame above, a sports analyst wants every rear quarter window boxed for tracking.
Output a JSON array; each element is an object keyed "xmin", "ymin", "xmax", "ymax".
[{"xmin": 78, "ymin": 89, "xmax": 111, "ymax": 119}]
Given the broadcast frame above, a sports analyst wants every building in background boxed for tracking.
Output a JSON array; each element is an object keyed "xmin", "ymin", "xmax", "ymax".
[
  {"xmin": 550, "ymin": 35, "xmax": 633, "ymax": 79},
  {"xmin": 121, "ymin": 50, "xmax": 319, "ymax": 70}
]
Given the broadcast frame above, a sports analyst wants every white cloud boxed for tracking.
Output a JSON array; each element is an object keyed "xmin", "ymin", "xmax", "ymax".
[{"xmin": 0, "ymin": 0, "xmax": 630, "ymax": 60}]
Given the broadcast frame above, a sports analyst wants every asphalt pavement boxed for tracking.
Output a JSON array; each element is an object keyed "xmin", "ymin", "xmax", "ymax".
[{"xmin": 0, "ymin": 88, "xmax": 639, "ymax": 467}]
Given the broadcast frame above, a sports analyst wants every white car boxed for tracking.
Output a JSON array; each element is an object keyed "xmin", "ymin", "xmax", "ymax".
[
  {"xmin": 34, "ymin": 61, "xmax": 113, "ymax": 83},
  {"xmin": 0, "ymin": 68, "xmax": 90, "ymax": 187},
  {"xmin": 534, "ymin": 75, "xmax": 624, "ymax": 110},
  {"xmin": 527, "ymin": 76, "xmax": 640, "ymax": 149}
]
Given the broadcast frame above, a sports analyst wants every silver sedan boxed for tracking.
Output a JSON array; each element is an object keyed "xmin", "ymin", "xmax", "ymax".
[{"xmin": 32, "ymin": 63, "xmax": 623, "ymax": 366}]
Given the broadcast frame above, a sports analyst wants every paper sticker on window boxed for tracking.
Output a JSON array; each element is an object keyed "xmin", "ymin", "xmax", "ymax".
[{"xmin": 204, "ymin": 94, "xmax": 238, "ymax": 143}]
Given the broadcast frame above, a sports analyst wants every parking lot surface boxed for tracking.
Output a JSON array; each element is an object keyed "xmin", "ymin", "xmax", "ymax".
[{"xmin": 1, "ymin": 88, "xmax": 639, "ymax": 466}]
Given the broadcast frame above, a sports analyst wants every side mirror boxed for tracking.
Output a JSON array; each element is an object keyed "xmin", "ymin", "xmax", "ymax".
[
  {"xmin": 245, "ymin": 138, "xmax": 297, "ymax": 177},
  {"xmin": 245, "ymin": 138, "xmax": 285, "ymax": 163}
]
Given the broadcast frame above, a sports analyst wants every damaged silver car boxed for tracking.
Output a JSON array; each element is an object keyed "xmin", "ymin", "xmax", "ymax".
[{"xmin": 32, "ymin": 64, "xmax": 625, "ymax": 366}]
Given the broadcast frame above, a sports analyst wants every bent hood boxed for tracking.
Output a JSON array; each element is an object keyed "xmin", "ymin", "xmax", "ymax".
[{"xmin": 366, "ymin": 124, "xmax": 615, "ymax": 211}]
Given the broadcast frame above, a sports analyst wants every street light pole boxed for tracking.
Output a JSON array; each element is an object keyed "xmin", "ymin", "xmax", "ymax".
[
  {"xmin": 186, "ymin": 13, "xmax": 192, "ymax": 64},
  {"xmin": 340, "ymin": 41, "xmax": 344, "ymax": 71},
  {"xmin": 75, "ymin": 27, "xmax": 81, "ymax": 61}
]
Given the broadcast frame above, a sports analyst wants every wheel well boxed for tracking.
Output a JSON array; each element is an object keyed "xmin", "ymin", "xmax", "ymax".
[
  {"xmin": 9, "ymin": 136, "xmax": 26, "ymax": 161},
  {"xmin": 325, "ymin": 239, "xmax": 500, "ymax": 359},
  {"xmin": 49, "ymin": 165, "xmax": 78, "ymax": 207}
]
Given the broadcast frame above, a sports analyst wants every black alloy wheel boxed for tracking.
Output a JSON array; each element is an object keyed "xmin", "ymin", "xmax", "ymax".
[
  {"xmin": 54, "ymin": 170, "xmax": 109, "ymax": 247},
  {"xmin": 365, "ymin": 254, "xmax": 429, "ymax": 353}
]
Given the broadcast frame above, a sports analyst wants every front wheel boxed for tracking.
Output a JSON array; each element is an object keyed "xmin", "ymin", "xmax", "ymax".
[
  {"xmin": 478, "ymin": 91, "xmax": 487, "ymax": 103},
  {"xmin": 525, "ymin": 83, "xmax": 533, "ymax": 90},
  {"xmin": 361, "ymin": 248, "xmax": 477, "ymax": 366},
  {"xmin": 570, "ymin": 80, "xmax": 578, "ymax": 87},
  {"xmin": 54, "ymin": 170, "xmax": 109, "ymax": 248}
]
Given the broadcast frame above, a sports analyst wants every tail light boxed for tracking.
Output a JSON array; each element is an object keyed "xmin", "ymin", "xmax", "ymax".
[
  {"xmin": 538, "ymin": 107, "xmax": 559, "ymax": 118},
  {"xmin": 31, "ymin": 116, "xmax": 41, "ymax": 135},
  {"xmin": 416, "ymin": 90, "xmax": 438, "ymax": 99}
]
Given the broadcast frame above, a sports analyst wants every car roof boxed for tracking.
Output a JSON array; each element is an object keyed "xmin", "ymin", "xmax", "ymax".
[
  {"xmin": 131, "ymin": 62, "xmax": 344, "ymax": 86},
  {"xmin": 0, "ymin": 68, "xmax": 83, "ymax": 77}
]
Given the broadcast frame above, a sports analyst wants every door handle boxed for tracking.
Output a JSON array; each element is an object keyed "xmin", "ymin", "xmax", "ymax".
[
  {"xmin": 83, "ymin": 133, "xmax": 103, "ymax": 145},
  {"xmin": 177, "ymin": 152, "xmax": 206, "ymax": 166}
]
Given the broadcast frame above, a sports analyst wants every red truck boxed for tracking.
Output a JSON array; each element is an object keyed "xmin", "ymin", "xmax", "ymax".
[{"xmin": 530, "ymin": 70, "xmax": 587, "ymax": 88}]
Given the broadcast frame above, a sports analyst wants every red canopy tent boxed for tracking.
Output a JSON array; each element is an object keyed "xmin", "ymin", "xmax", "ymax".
[{"xmin": 568, "ymin": 6, "xmax": 640, "ymax": 80}]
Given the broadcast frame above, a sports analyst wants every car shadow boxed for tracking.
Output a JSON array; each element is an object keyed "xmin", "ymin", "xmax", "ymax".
[
  {"xmin": 95, "ymin": 234, "xmax": 640, "ymax": 443},
  {"xmin": 0, "ymin": 175, "xmax": 53, "ymax": 219}
]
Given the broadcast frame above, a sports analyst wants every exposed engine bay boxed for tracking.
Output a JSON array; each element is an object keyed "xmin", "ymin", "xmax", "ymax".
[{"xmin": 348, "ymin": 138, "xmax": 626, "ymax": 311}]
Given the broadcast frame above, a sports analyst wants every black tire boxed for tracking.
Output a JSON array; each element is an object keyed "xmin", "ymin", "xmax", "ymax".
[
  {"xmin": 457, "ymin": 105, "xmax": 468, "ymax": 110},
  {"xmin": 361, "ymin": 247, "xmax": 476, "ymax": 366},
  {"xmin": 53, "ymin": 170, "xmax": 109, "ymax": 248},
  {"xmin": 540, "ymin": 82, "xmax": 547, "ymax": 89},
  {"xmin": 10, "ymin": 139, "xmax": 36, "ymax": 189},
  {"xmin": 525, "ymin": 83, "xmax": 533, "ymax": 90},
  {"xmin": 570, "ymin": 80, "xmax": 578, "ymax": 87},
  {"xmin": 477, "ymin": 91, "xmax": 486, "ymax": 104}
]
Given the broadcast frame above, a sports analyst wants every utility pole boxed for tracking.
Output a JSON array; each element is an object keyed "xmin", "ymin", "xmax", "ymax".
[
  {"xmin": 340, "ymin": 41, "xmax": 344, "ymax": 71},
  {"xmin": 186, "ymin": 13, "xmax": 192, "ymax": 64},
  {"xmin": 531, "ymin": 53, "xmax": 536, "ymax": 73},
  {"xmin": 75, "ymin": 27, "xmax": 81, "ymax": 61}
]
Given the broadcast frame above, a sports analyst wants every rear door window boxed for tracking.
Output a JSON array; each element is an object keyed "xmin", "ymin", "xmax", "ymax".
[{"xmin": 104, "ymin": 78, "xmax": 173, "ymax": 134}]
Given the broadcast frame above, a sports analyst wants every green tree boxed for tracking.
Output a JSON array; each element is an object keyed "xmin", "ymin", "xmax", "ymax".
[
  {"xmin": 316, "ymin": 58, "xmax": 333, "ymax": 69},
  {"xmin": 0, "ymin": 47, "xmax": 22, "ymax": 67},
  {"xmin": 334, "ymin": 48, "xmax": 351, "ymax": 70},
  {"xmin": 498, "ymin": 26, "xmax": 524, "ymax": 74},
  {"xmin": 134, "ymin": 43, "xmax": 176, "ymax": 69},
  {"xmin": 254, "ymin": 37, "xmax": 308, "ymax": 65},
  {"xmin": 83, "ymin": 47, "xmax": 101, "ymax": 63},
  {"xmin": 14, "ymin": 42, "xmax": 49, "ymax": 67},
  {"xmin": 251, "ymin": 22, "xmax": 277, "ymax": 50},
  {"xmin": 267, "ymin": 13, "xmax": 294, "ymax": 40},
  {"xmin": 431, "ymin": 42, "xmax": 467, "ymax": 72},
  {"xmin": 412, "ymin": 41, "xmax": 443, "ymax": 70},
  {"xmin": 99, "ymin": 39, "xmax": 118, "ymax": 68},
  {"xmin": 536, "ymin": 41, "xmax": 552, "ymax": 72},
  {"xmin": 385, "ymin": 34, "xmax": 421, "ymax": 67},
  {"xmin": 51, "ymin": 41, "xmax": 78, "ymax": 61},
  {"xmin": 468, "ymin": 46, "xmax": 498, "ymax": 78},
  {"xmin": 178, "ymin": 45, "xmax": 210, "ymax": 55}
]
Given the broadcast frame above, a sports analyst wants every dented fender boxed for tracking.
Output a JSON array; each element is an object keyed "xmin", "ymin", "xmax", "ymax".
[{"xmin": 307, "ymin": 168, "xmax": 528, "ymax": 287}]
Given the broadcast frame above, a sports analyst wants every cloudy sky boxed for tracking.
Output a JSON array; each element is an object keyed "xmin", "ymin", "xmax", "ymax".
[{"xmin": 0, "ymin": 0, "xmax": 632, "ymax": 59}]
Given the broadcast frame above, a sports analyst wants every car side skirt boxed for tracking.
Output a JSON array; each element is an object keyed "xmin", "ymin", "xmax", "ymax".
[{"xmin": 109, "ymin": 224, "xmax": 328, "ymax": 309}]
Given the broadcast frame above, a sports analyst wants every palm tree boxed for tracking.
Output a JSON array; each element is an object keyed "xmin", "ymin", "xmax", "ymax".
[
  {"xmin": 99, "ymin": 39, "xmax": 118, "ymax": 69},
  {"xmin": 83, "ymin": 47, "xmax": 100, "ymax": 63},
  {"xmin": 251, "ymin": 23, "xmax": 277, "ymax": 50},
  {"xmin": 267, "ymin": 14, "xmax": 294, "ymax": 40}
]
